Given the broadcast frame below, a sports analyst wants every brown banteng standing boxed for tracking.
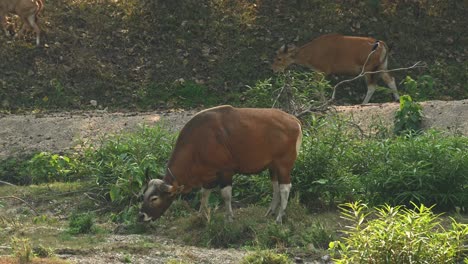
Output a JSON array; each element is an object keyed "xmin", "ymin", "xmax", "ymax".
[
  {"xmin": 272, "ymin": 33, "xmax": 400, "ymax": 104},
  {"xmin": 0, "ymin": 0, "xmax": 43, "ymax": 46},
  {"xmin": 139, "ymin": 105, "xmax": 302, "ymax": 224}
]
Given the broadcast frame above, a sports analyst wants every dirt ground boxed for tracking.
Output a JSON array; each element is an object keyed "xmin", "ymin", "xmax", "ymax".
[{"xmin": 1, "ymin": 100, "xmax": 467, "ymax": 159}]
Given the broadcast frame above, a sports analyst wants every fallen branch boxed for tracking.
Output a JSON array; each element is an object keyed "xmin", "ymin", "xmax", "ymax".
[
  {"xmin": 0, "ymin": 180, "xmax": 16, "ymax": 186},
  {"xmin": 0, "ymin": 196, "xmax": 39, "ymax": 216},
  {"xmin": 272, "ymin": 83, "xmax": 288, "ymax": 109},
  {"xmin": 331, "ymin": 61, "xmax": 426, "ymax": 100}
]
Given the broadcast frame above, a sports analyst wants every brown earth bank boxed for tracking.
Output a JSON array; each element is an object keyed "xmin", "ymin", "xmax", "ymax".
[{"xmin": 1, "ymin": 100, "xmax": 467, "ymax": 159}]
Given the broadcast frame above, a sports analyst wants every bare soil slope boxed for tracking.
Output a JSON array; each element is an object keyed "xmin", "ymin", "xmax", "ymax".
[{"xmin": 1, "ymin": 100, "xmax": 467, "ymax": 159}]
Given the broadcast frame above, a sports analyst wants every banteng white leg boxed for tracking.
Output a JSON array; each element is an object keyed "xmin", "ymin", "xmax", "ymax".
[
  {"xmin": 265, "ymin": 181, "xmax": 280, "ymax": 217},
  {"xmin": 363, "ymin": 83, "xmax": 377, "ymax": 104},
  {"xmin": 381, "ymin": 73, "xmax": 400, "ymax": 101},
  {"xmin": 221, "ymin": 186, "xmax": 234, "ymax": 222},
  {"xmin": 276, "ymin": 183, "xmax": 292, "ymax": 224},
  {"xmin": 199, "ymin": 188, "xmax": 211, "ymax": 218}
]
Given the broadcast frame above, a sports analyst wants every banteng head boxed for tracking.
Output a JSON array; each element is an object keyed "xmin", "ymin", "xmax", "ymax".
[
  {"xmin": 138, "ymin": 179, "xmax": 176, "ymax": 222},
  {"xmin": 272, "ymin": 44, "xmax": 297, "ymax": 73}
]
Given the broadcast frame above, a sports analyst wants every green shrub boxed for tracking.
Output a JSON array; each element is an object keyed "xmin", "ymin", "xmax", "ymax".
[
  {"xmin": 362, "ymin": 131, "xmax": 468, "ymax": 210},
  {"xmin": 292, "ymin": 114, "xmax": 467, "ymax": 210},
  {"xmin": 330, "ymin": 202, "xmax": 468, "ymax": 264},
  {"xmin": 169, "ymin": 200, "xmax": 336, "ymax": 250},
  {"xmin": 68, "ymin": 213, "xmax": 95, "ymax": 234},
  {"xmin": 26, "ymin": 152, "xmax": 79, "ymax": 184},
  {"xmin": 394, "ymin": 95, "xmax": 423, "ymax": 135},
  {"xmin": 243, "ymin": 71, "xmax": 331, "ymax": 112},
  {"xmin": 402, "ymin": 75, "xmax": 435, "ymax": 101},
  {"xmin": 302, "ymin": 221, "xmax": 335, "ymax": 249},
  {"xmin": 232, "ymin": 173, "xmax": 272, "ymax": 206},
  {"xmin": 81, "ymin": 124, "xmax": 176, "ymax": 211},
  {"xmin": 292, "ymin": 115, "xmax": 365, "ymax": 207},
  {"xmin": 201, "ymin": 214, "xmax": 256, "ymax": 248},
  {"xmin": 0, "ymin": 156, "xmax": 32, "ymax": 185},
  {"xmin": 174, "ymin": 80, "xmax": 218, "ymax": 108},
  {"xmin": 241, "ymin": 250, "xmax": 293, "ymax": 264},
  {"xmin": 0, "ymin": 152, "xmax": 80, "ymax": 185}
]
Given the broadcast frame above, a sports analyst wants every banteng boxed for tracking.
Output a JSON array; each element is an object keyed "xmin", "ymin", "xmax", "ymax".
[
  {"xmin": 139, "ymin": 105, "xmax": 302, "ymax": 224},
  {"xmin": 272, "ymin": 33, "xmax": 400, "ymax": 104},
  {"xmin": 0, "ymin": 0, "xmax": 43, "ymax": 46}
]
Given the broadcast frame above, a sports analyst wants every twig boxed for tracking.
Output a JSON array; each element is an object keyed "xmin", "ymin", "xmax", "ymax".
[
  {"xmin": 295, "ymin": 100, "xmax": 332, "ymax": 118},
  {"xmin": 331, "ymin": 48, "xmax": 377, "ymax": 100},
  {"xmin": 0, "ymin": 180, "xmax": 16, "ymax": 186},
  {"xmin": 331, "ymin": 61, "xmax": 425, "ymax": 100},
  {"xmin": 0, "ymin": 196, "xmax": 39, "ymax": 215},
  {"xmin": 272, "ymin": 83, "xmax": 288, "ymax": 109}
]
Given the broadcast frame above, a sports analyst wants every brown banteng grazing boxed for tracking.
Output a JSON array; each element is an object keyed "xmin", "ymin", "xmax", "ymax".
[
  {"xmin": 139, "ymin": 105, "xmax": 302, "ymax": 224},
  {"xmin": 0, "ymin": 0, "xmax": 43, "ymax": 46},
  {"xmin": 272, "ymin": 33, "xmax": 400, "ymax": 104}
]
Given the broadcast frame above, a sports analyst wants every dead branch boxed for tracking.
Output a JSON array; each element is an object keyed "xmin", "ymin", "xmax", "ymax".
[
  {"xmin": 0, "ymin": 196, "xmax": 39, "ymax": 216},
  {"xmin": 272, "ymin": 83, "xmax": 287, "ymax": 109},
  {"xmin": 331, "ymin": 61, "xmax": 426, "ymax": 100},
  {"xmin": 0, "ymin": 180, "xmax": 17, "ymax": 186}
]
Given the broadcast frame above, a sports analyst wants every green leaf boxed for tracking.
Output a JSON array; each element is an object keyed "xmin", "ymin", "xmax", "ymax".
[{"xmin": 110, "ymin": 186, "xmax": 121, "ymax": 202}]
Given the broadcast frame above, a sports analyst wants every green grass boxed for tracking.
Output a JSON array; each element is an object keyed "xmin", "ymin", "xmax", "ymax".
[{"xmin": 153, "ymin": 198, "xmax": 339, "ymax": 254}]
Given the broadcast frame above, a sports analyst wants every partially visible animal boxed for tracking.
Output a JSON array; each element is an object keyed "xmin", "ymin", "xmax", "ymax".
[
  {"xmin": 0, "ymin": 0, "xmax": 43, "ymax": 46},
  {"xmin": 272, "ymin": 33, "xmax": 400, "ymax": 104},
  {"xmin": 139, "ymin": 105, "xmax": 302, "ymax": 224}
]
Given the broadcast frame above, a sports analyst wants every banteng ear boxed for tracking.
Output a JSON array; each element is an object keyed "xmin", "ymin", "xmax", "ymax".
[
  {"xmin": 280, "ymin": 44, "xmax": 288, "ymax": 53},
  {"xmin": 150, "ymin": 179, "xmax": 172, "ymax": 193}
]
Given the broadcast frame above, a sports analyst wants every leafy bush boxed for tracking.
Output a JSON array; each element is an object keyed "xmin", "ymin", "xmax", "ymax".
[
  {"xmin": 232, "ymin": 173, "xmax": 272, "ymax": 206},
  {"xmin": 243, "ymin": 71, "xmax": 332, "ymax": 112},
  {"xmin": 27, "ymin": 152, "xmax": 80, "ymax": 184},
  {"xmin": 302, "ymin": 221, "xmax": 336, "ymax": 249},
  {"xmin": 362, "ymin": 131, "xmax": 468, "ymax": 210},
  {"xmin": 0, "ymin": 156, "xmax": 31, "ymax": 185},
  {"xmin": 330, "ymin": 202, "xmax": 468, "ymax": 264},
  {"xmin": 292, "ymin": 115, "xmax": 366, "ymax": 207},
  {"xmin": 0, "ymin": 152, "xmax": 80, "ymax": 185},
  {"xmin": 81, "ymin": 124, "xmax": 176, "ymax": 210},
  {"xmin": 291, "ymin": 114, "xmax": 467, "ymax": 210},
  {"xmin": 241, "ymin": 250, "xmax": 292, "ymax": 264},
  {"xmin": 403, "ymin": 75, "xmax": 435, "ymax": 101},
  {"xmin": 394, "ymin": 95, "xmax": 423, "ymax": 135},
  {"xmin": 181, "ymin": 200, "xmax": 337, "ymax": 250},
  {"xmin": 201, "ymin": 214, "xmax": 256, "ymax": 248},
  {"xmin": 68, "ymin": 213, "xmax": 95, "ymax": 234}
]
